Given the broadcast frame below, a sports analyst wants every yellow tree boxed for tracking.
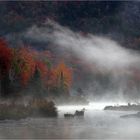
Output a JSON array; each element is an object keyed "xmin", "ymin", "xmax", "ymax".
[{"xmin": 49, "ymin": 62, "xmax": 72, "ymax": 96}]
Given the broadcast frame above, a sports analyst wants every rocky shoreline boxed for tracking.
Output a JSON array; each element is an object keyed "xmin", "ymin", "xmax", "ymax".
[
  {"xmin": 104, "ymin": 103, "xmax": 140, "ymax": 111},
  {"xmin": 104, "ymin": 103, "xmax": 140, "ymax": 119}
]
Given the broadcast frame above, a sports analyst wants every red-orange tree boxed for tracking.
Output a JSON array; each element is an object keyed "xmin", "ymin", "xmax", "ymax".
[
  {"xmin": 46, "ymin": 62, "xmax": 72, "ymax": 96},
  {"xmin": 0, "ymin": 39, "xmax": 12, "ymax": 76},
  {"xmin": 0, "ymin": 39, "xmax": 13, "ymax": 96},
  {"xmin": 11, "ymin": 47, "xmax": 36, "ymax": 86}
]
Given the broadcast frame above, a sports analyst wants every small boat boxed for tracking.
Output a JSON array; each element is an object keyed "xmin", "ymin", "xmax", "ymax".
[
  {"xmin": 64, "ymin": 113, "xmax": 75, "ymax": 118},
  {"xmin": 64, "ymin": 108, "xmax": 86, "ymax": 118}
]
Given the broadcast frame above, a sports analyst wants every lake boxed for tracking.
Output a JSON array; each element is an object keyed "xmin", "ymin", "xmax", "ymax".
[{"xmin": 0, "ymin": 103, "xmax": 139, "ymax": 139}]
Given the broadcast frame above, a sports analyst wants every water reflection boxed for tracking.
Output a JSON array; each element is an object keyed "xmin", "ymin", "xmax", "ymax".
[{"xmin": 0, "ymin": 103, "xmax": 139, "ymax": 139}]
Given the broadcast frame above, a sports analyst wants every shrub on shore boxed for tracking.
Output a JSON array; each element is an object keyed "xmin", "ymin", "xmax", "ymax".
[
  {"xmin": 0, "ymin": 98, "xmax": 57, "ymax": 120},
  {"xmin": 29, "ymin": 98, "xmax": 58, "ymax": 117},
  {"xmin": 0, "ymin": 103, "xmax": 29, "ymax": 120}
]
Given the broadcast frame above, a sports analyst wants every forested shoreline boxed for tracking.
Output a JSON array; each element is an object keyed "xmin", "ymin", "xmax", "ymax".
[{"xmin": 0, "ymin": 38, "xmax": 73, "ymax": 119}]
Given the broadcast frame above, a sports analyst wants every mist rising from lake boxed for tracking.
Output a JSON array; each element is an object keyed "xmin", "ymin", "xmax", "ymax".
[
  {"xmin": 0, "ymin": 103, "xmax": 139, "ymax": 139},
  {"xmin": 58, "ymin": 102, "xmax": 127, "ymax": 111}
]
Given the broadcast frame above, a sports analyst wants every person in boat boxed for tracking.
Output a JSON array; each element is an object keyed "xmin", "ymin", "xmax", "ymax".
[{"xmin": 75, "ymin": 108, "xmax": 85, "ymax": 116}]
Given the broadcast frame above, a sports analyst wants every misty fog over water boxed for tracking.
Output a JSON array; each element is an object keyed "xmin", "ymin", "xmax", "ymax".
[
  {"xmin": 1, "ymin": 2, "xmax": 140, "ymax": 139},
  {"xmin": 24, "ymin": 19, "xmax": 140, "ymax": 102},
  {"xmin": 0, "ymin": 103, "xmax": 139, "ymax": 139}
]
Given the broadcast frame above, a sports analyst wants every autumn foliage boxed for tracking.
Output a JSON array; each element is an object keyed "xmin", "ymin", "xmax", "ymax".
[
  {"xmin": 0, "ymin": 39, "xmax": 12, "ymax": 76},
  {"xmin": 53, "ymin": 62, "xmax": 72, "ymax": 88},
  {"xmin": 14, "ymin": 48, "xmax": 36, "ymax": 85},
  {"xmin": 0, "ymin": 39, "xmax": 72, "ymax": 97}
]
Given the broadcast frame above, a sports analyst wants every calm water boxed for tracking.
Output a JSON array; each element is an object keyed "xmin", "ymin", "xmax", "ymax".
[{"xmin": 0, "ymin": 103, "xmax": 139, "ymax": 139}]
